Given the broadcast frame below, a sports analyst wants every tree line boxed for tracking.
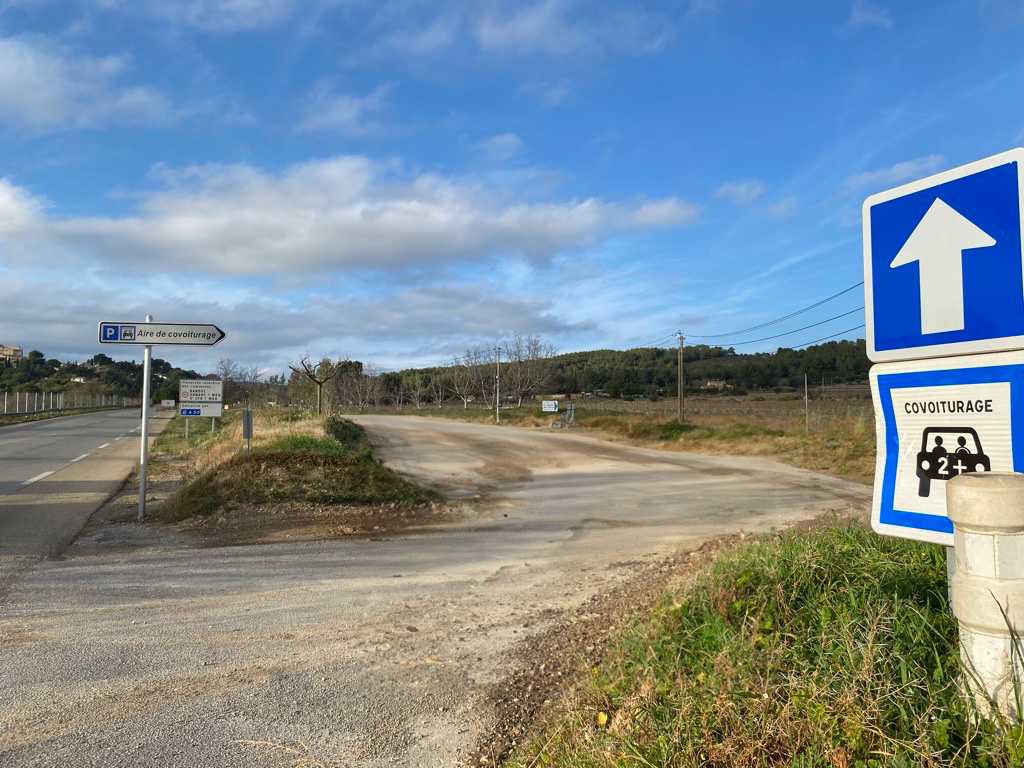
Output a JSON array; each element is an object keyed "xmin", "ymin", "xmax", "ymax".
[{"xmin": 251, "ymin": 335, "xmax": 869, "ymax": 414}]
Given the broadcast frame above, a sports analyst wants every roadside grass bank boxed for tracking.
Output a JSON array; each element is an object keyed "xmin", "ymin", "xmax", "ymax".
[
  {"xmin": 352, "ymin": 397, "xmax": 875, "ymax": 482},
  {"xmin": 0, "ymin": 405, "xmax": 124, "ymax": 428},
  {"xmin": 149, "ymin": 410, "xmax": 445, "ymax": 540},
  {"xmin": 505, "ymin": 519, "xmax": 1023, "ymax": 768}
]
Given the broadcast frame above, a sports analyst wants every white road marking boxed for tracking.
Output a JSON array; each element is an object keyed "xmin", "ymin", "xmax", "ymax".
[
  {"xmin": 71, "ymin": 454, "xmax": 90, "ymax": 462},
  {"xmin": 114, "ymin": 437, "xmax": 123, "ymax": 441},
  {"xmin": 22, "ymin": 471, "xmax": 54, "ymax": 486},
  {"xmin": 97, "ymin": 443, "xmax": 110, "ymax": 449}
]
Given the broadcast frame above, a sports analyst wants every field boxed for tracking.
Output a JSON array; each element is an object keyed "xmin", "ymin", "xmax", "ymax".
[{"xmin": 350, "ymin": 393, "xmax": 877, "ymax": 484}]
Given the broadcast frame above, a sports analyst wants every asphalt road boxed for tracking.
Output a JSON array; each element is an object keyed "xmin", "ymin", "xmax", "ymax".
[
  {"xmin": 0, "ymin": 415, "xmax": 872, "ymax": 767},
  {"xmin": 0, "ymin": 409, "xmax": 142, "ymax": 497},
  {"xmin": 0, "ymin": 409, "xmax": 167, "ymax": 600}
]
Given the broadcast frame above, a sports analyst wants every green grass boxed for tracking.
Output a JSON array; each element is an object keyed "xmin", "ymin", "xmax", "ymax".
[
  {"xmin": 151, "ymin": 409, "xmax": 238, "ymax": 456},
  {"xmin": 159, "ymin": 415, "xmax": 441, "ymax": 522},
  {"xmin": 261, "ymin": 434, "xmax": 352, "ymax": 456},
  {"xmin": 323, "ymin": 415, "xmax": 369, "ymax": 449},
  {"xmin": 508, "ymin": 520, "xmax": 1024, "ymax": 768}
]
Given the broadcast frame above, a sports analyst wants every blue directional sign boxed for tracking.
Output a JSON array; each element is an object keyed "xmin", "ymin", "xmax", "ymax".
[
  {"xmin": 181, "ymin": 408, "xmax": 201, "ymax": 417},
  {"xmin": 864, "ymin": 148, "xmax": 1024, "ymax": 362},
  {"xmin": 870, "ymin": 350, "xmax": 1024, "ymax": 545}
]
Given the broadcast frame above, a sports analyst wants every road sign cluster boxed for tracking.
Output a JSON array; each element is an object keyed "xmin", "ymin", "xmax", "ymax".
[
  {"xmin": 179, "ymin": 379, "xmax": 223, "ymax": 419},
  {"xmin": 864, "ymin": 148, "xmax": 1024, "ymax": 545}
]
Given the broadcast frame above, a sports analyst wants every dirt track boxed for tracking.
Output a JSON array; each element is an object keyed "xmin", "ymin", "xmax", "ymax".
[{"xmin": 0, "ymin": 416, "xmax": 870, "ymax": 767}]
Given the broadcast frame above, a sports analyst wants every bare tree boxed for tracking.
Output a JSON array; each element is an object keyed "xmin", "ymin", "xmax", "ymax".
[
  {"xmin": 426, "ymin": 369, "xmax": 448, "ymax": 408},
  {"xmin": 288, "ymin": 355, "xmax": 340, "ymax": 415},
  {"xmin": 503, "ymin": 334, "xmax": 557, "ymax": 407},
  {"xmin": 351, "ymin": 361, "xmax": 381, "ymax": 410},
  {"xmin": 404, "ymin": 372, "xmax": 429, "ymax": 409},
  {"xmin": 469, "ymin": 344, "xmax": 496, "ymax": 408},
  {"xmin": 217, "ymin": 358, "xmax": 263, "ymax": 405},
  {"xmin": 449, "ymin": 355, "xmax": 476, "ymax": 409}
]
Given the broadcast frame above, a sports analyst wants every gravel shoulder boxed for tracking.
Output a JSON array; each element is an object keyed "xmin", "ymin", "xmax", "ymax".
[{"xmin": 0, "ymin": 415, "xmax": 870, "ymax": 767}]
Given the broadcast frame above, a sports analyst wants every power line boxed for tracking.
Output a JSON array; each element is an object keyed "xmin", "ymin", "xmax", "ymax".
[
  {"xmin": 686, "ymin": 281, "xmax": 865, "ymax": 339},
  {"xmin": 792, "ymin": 324, "xmax": 865, "ymax": 349},
  {"xmin": 721, "ymin": 307, "xmax": 864, "ymax": 347},
  {"xmin": 629, "ymin": 333, "xmax": 677, "ymax": 349}
]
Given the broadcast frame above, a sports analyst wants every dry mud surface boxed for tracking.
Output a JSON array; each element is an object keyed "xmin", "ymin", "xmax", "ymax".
[{"xmin": 0, "ymin": 415, "xmax": 870, "ymax": 767}]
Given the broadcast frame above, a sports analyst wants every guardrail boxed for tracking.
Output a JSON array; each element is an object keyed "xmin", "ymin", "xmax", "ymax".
[{"xmin": 1, "ymin": 392, "xmax": 139, "ymax": 416}]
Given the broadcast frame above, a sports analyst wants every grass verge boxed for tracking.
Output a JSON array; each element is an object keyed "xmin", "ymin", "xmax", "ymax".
[
  {"xmin": 507, "ymin": 519, "xmax": 1024, "ymax": 767},
  {"xmin": 158, "ymin": 412, "xmax": 441, "ymax": 523}
]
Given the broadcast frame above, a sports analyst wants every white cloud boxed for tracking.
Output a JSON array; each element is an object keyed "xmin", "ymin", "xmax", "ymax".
[
  {"xmin": 95, "ymin": 0, "xmax": 303, "ymax": 32},
  {"xmin": 0, "ymin": 178, "xmax": 47, "ymax": 233},
  {"xmin": 474, "ymin": 0, "xmax": 671, "ymax": 57},
  {"xmin": 766, "ymin": 196, "xmax": 799, "ymax": 219},
  {"xmin": 295, "ymin": 83, "xmax": 392, "ymax": 135},
  {"xmin": 843, "ymin": 154, "xmax": 944, "ymax": 191},
  {"xmin": 521, "ymin": 79, "xmax": 573, "ymax": 106},
  {"xmin": 714, "ymin": 178, "xmax": 768, "ymax": 206},
  {"xmin": 0, "ymin": 36, "xmax": 175, "ymax": 132},
  {"xmin": 628, "ymin": 197, "xmax": 701, "ymax": 226},
  {"xmin": 478, "ymin": 132, "xmax": 524, "ymax": 161},
  {"xmin": 847, "ymin": 0, "xmax": 893, "ymax": 31},
  {"xmin": 0, "ymin": 156, "xmax": 700, "ymax": 277}
]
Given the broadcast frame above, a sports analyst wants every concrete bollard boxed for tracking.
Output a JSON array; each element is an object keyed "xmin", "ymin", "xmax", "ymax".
[{"xmin": 947, "ymin": 472, "xmax": 1024, "ymax": 721}]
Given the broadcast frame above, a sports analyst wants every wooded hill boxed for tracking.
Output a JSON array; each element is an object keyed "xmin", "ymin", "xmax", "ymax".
[
  {"xmin": 543, "ymin": 339, "xmax": 869, "ymax": 397},
  {"xmin": 0, "ymin": 350, "xmax": 203, "ymax": 403}
]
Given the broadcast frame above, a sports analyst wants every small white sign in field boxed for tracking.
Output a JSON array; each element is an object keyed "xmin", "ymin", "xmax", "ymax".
[{"xmin": 541, "ymin": 400, "xmax": 559, "ymax": 413}]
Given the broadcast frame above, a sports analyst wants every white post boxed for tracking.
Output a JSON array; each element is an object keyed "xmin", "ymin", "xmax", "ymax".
[
  {"xmin": 495, "ymin": 346, "xmax": 501, "ymax": 424},
  {"xmin": 185, "ymin": 417, "xmax": 189, "ymax": 440},
  {"xmin": 947, "ymin": 472, "xmax": 1024, "ymax": 720},
  {"xmin": 138, "ymin": 315, "xmax": 154, "ymax": 522}
]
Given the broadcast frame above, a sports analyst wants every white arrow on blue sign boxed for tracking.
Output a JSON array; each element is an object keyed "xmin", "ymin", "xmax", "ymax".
[{"xmin": 864, "ymin": 148, "xmax": 1024, "ymax": 362}]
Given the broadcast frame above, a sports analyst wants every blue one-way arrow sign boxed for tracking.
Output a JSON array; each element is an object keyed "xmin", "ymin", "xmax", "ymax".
[{"xmin": 864, "ymin": 148, "xmax": 1024, "ymax": 363}]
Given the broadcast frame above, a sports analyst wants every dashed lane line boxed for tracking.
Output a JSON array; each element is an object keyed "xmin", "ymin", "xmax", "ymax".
[
  {"xmin": 71, "ymin": 454, "xmax": 90, "ymax": 462},
  {"xmin": 97, "ymin": 443, "xmax": 111, "ymax": 450},
  {"xmin": 21, "ymin": 471, "xmax": 55, "ymax": 486}
]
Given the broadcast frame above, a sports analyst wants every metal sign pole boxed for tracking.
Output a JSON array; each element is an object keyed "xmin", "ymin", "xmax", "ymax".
[{"xmin": 138, "ymin": 315, "xmax": 153, "ymax": 522}]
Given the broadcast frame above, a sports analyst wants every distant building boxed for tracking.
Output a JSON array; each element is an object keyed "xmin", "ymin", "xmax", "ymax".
[
  {"xmin": 701, "ymin": 379, "xmax": 729, "ymax": 390},
  {"xmin": 0, "ymin": 344, "xmax": 23, "ymax": 363}
]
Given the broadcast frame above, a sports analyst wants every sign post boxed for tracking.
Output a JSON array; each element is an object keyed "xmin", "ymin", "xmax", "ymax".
[
  {"xmin": 864, "ymin": 148, "xmax": 1024, "ymax": 544},
  {"xmin": 138, "ymin": 316, "xmax": 153, "ymax": 524},
  {"xmin": 99, "ymin": 319, "xmax": 225, "ymax": 521},
  {"xmin": 864, "ymin": 148, "xmax": 1024, "ymax": 718}
]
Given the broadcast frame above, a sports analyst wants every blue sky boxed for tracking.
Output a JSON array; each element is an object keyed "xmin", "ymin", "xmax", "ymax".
[{"xmin": 0, "ymin": 0, "xmax": 1022, "ymax": 373}]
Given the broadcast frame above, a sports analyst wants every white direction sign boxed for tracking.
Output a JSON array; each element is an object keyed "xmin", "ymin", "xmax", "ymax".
[
  {"xmin": 179, "ymin": 379, "xmax": 223, "ymax": 403},
  {"xmin": 180, "ymin": 403, "xmax": 221, "ymax": 418},
  {"xmin": 541, "ymin": 400, "xmax": 559, "ymax": 412},
  {"xmin": 99, "ymin": 322, "xmax": 226, "ymax": 346},
  {"xmin": 870, "ymin": 350, "xmax": 1024, "ymax": 546},
  {"xmin": 864, "ymin": 148, "xmax": 1024, "ymax": 362}
]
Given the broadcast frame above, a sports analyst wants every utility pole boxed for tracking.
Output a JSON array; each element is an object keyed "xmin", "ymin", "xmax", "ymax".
[
  {"xmin": 495, "ymin": 346, "xmax": 501, "ymax": 424},
  {"xmin": 804, "ymin": 372, "xmax": 809, "ymax": 433},
  {"xmin": 677, "ymin": 331, "xmax": 685, "ymax": 424}
]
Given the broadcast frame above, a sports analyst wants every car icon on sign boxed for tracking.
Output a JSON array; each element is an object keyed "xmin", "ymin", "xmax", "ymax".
[{"xmin": 916, "ymin": 426, "xmax": 991, "ymax": 498}]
